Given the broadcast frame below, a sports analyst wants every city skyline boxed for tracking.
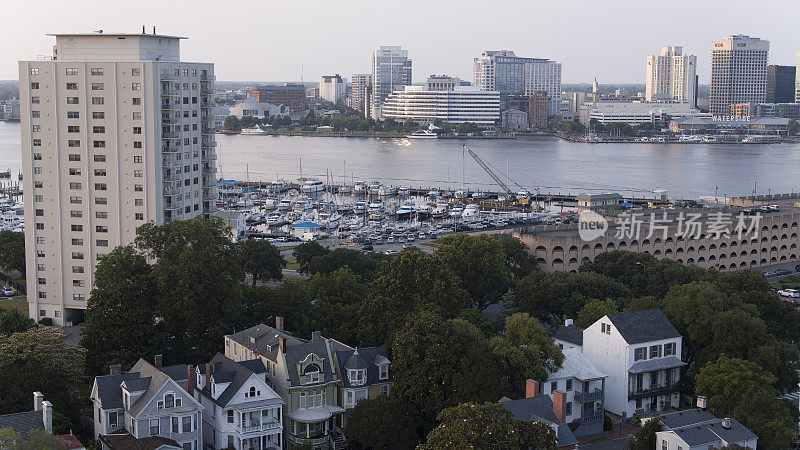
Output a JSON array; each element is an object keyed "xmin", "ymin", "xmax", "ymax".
[{"xmin": 2, "ymin": 0, "xmax": 800, "ymax": 84}]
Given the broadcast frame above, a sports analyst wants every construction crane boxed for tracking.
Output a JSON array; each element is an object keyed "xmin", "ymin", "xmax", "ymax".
[{"xmin": 462, "ymin": 144, "xmax": 513, "ymax": 195}]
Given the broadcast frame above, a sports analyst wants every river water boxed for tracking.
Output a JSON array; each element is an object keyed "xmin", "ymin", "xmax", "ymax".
[{"xmin": 2, "ymin": 120, "xmax": 800, "ymax": 199}]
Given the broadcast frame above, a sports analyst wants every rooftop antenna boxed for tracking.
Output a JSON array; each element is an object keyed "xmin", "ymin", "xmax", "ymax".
[
  {"xmin": 301, "ymin": 64, "xmax": 304, "ymax": 84},
  {"xmin": 142, "ymin": 25, "xmax": 146, "ymax": 34},
  {"xmin": 93, "ymin": 30, "xmax": 103, "ymax": 34},
  {"xmin": 153, "ymin": 26, "xmax": 156, "ymax": 35}
]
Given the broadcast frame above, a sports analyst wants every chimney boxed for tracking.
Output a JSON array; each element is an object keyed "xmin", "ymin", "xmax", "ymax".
[
  {"xmin": 311, "ymin": 331, "xmax": 322, "ymax": 341},
  {"xmin": 205, "ymin": 362, "xmax": 213, "ymax": 390},
  {"xmin": 279, "ymin": 336, "xmax": 286, "ymax": 354},
  {"xmin": 275, "ymin": 316, "xmax": 284, "ymax": 330},
  {"xmin": 565, "ymin": 318, "xmax": 574, "ymax": 327},
  {"xmin": 552, "ymin": 391, "xmax": 567, "ymax": 423},
  {"xmin": 154, "ymin": 355, "xmax": 163, "ymax": 368},
  {"xmin": 696, "ymin": 395, "xmax": 707, "ymax": 410},
  {"xmin": 109, "ymin": 364, "xmax": 122, "ymax": 376},
  {"xmin": 33, "ymin": 392, "xmax": 43, "ymax": 411},
  {"xmin": 186, "ymin": 364, "xmax": 195, "ymax": 396},
  {"xmin": 722, "ymin": 418, "xmax": 731, "ymax": 429},
  {"xmin": 42, "ymin": 401, "xmax": 52, "ymax": 434},
  {"xmin": 525, "ymin": 380, "xmax": 539, "ymax": 399}
]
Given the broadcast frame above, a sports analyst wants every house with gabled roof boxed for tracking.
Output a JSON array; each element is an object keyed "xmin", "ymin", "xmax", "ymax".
[
  {"xmin": 500, "ymin": 393, "xmax": 579, "ymax": 449},
  {"xmin": 581, "ymin": 309, "xmax": 685, "ymax": 418},
  {"xmin": 90, "ymin": 356, "xmax": 203, "ymax": 450},
  {"xmin": 193, "ymin": 353, "xmax": 284, "ymax": 449},
  {"xmin": 655, "ymin": 409, "xmax": 758, "ymax": 449},
  {"xmin": 0, "ymin": 392, "xmax": 53, "ymax": 440},
  {"xmin": 332, "ymin": 347, "xmax": 392, "ymax": 423},
  {"xmin": 225, "ymin": 318, "xmax": 350, "ymax": 450}
]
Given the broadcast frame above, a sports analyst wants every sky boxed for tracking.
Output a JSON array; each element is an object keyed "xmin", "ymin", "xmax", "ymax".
[{"xmin": 1, "ymin": 0, "xmax": 799, "ymax": 84}]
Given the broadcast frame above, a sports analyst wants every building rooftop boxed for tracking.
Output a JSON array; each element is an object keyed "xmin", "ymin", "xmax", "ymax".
[
  {"xmin": 606, "ymin": 308, "xmax": 681, "ymax": 345},
  {"xmin": 0, "ymin": 411, "xmax": 44, "ymax": 440},
  {"xmin": 659, "ymin": 409, "xmax": 758, "ymax": 446},
  {"xmin": 548, "ymin": 348, "xmax": 606, "ymax": 381},
  {"xmin": 47, "ymin": 32, "xmax": 186, "ymax": 39},
  {"xmin": 552, "ymin": 324, "xmax": 584, "ymax": 346}
]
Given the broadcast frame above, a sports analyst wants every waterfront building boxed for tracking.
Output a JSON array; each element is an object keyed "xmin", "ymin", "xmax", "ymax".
[
  {"xmin": 319, "ymin": 74, "xmax": 344, "ymax": 104},
  {"xmin": 1, "ymin": 99, "xmax": 20, "ymax": 121},
  {"xmin": 250, "ymin": 84, "xmax": 306, "ymax": 113},
  {"xmin": 585, "ymin": 102, "xmax": 701, "ymax": 125},
  {"xmin": 501, "ymin": 109, "xmax": 529, "ymax": 131},
  {"xmin": 709, "ymin": 35, "xmax": 769, "ymax": 115},
  {"xmin": 91, "ymin": 357, "xmax": 203, "ymax": 448},
  {"xmin": 522, "ymin": 60, "xmax": 562, "ymax": 113},
  {"xmin": 381, "ymin": 86, "xmax": 500, "ymax": 127},
  {"xmin": 528, "ymin": 91, "xmax": 549, "ymax": 130},
  {"xmin": 767, "ymin": 65, "xmax": 795, "ymax": 103},
  {"xmin": 350, "ymin": 73, "xmax": 371, "ymax": 117},
  {"xmin": 645, "ymin": 46, "xmax": 697, "ymax": 106},
  {"xmin": 19, "ymin": 32, "xmax": 217, "ymax": 325},
  {"xmin": 370, "ymin": 46, "xmax": 412, "ymax": 119},
  {"xmin": 228, "ymin": 101, "xmax": 285, "ymax": 120}
]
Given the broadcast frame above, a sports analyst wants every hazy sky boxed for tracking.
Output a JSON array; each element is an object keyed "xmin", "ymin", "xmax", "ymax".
[{"xmin": 2, "ymin": 0, "xmax": 798, "ymax": 84}]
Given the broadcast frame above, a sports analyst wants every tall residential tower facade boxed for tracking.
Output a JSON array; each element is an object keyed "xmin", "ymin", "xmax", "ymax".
[
  {"xmin": 473, "ymin": 50, "xmax": 561, "ymax": 111},
  {"xmin": 349, "ymin": 73, "xmax": 371, "ymax": 117},
  {"xmin": 709, "ymin": 35, "xmax": 769, "ymax": 115},
  {"xmin": 370, "ymin": 46, "xmax": 412, "ymax": 119},
  {"xmin": 19, "ymin": 32, "xmax": 217, "ymax": 325},
  {"xmin": 645, "ymin": 46, "xmax": 697, "ymax": 105}
]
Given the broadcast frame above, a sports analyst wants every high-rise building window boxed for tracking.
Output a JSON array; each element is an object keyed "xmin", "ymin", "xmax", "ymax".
[
  {"xmin": 72, "ymin": 266, "xmax": 84, "ymax": 273},
  {"xmin": 30, "ymin": 68, "xmax": 39, "ymax": 75},
  {"xmin": 68, "ymin": 140, "xmax": 80, "ymax": 147},
  {"xmin": 132, "ymin": 112, "xmax": 142, "ymax": 120},
  {"xmin": 94, "ymin": 155, "xmax": 106, "ymax": 162},
  {"xmin": 96, "ymin": 212, "xmax": 107, "ymax": 219},
  {"xmin": 135, "ymin": 213, "xmax": 144, "ymax": 220},
  {"xmin": 66, "ymin": 68, "xmax": 78, "ymax": 75},
  {"xmin": 31, "ymin": 82, "xmax": 39, "ymax": 90},
  {"xmin": 93, "ymin": 126, "xmax": 105, "ymax": 134},
  {"xmin": 32, "ymin": 125, "xmax": 40, "ymax": 132},
  {"xmin": 67, "ymin": 111, "xmax": 79, "ymax": 119},
  {"xmin": 133, "ymin": 127, "xmax": 142, "ymax": 134},
  {"xmin": 31, "ymin": 96, "xmax": 40, "ymax": 104},
  {"xmin": 91, "ymin": 97, "xmax": 104, "ymax": 105},
  {"xmin": 132, "ymin": 98, "xmax": 141, "ymax": 105},
  {"xmin": 134, "ymin": 185, "xmax": 143, "ymax": 192},
  {"xmin": 68, "ymin": 125, "xmax": 80, "ymax": 133},
  {"xmin": 94, "ymin": 169, "xmax": 106, "ymax": 176},
  {"xmin": 133, "ymin": 142, "xmax": 142, "ymax": 149},
  {"xmin": 131, "ymin": 83, "xmax": 141, "ymax": 91},
  {"xmin": 70, "ymin": 224, "xmax": 83, "ymax": 232},
  {"xmin": 134, "ymin": 156, "xmax": 142, "ymax": 163},
  {"xmin": 68, "ymin": 154, "xmax": 80, "ymax": 161},
  {"xmin": 96, "ymin": 226, "xmax": 108, "ymax": 233},
  {"xmin": 131, "ymin": 68, "xmax": 140, "ymax": 76},
  {"xmin": 91, "ymin": 83, "xmax": 104, "ymax": 90},
  {"xmin": 92, "ymin": 112, "xmax": 104, "ymax": 119},
  {"xmin": 66, "ymin": 82, "xmax": 78, "ymax": 90},
  {"xmin": 33, "ymin": 139, "xmax": 41, "ymax": 147},
  {"xmin": 90, "ymin": 68, "xmax": 104, "ymax": 76},
  {"xmin": 93, "ymin": 141, "xmax": 105, "ymax": 148},
  {"xmin": 31, "ymin": 111, "xmax": 40, "ymax": 118},
  {"xmin": 67, "ymin": 97, "xmax": 79, "ymax": 104}
]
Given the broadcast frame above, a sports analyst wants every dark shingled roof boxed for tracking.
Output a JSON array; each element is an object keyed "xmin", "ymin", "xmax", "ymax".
[
  {"xmin": 606, "ymin": 309, "xmax": 681, "ymax": 344},
  {"xmin": 660, "ymin": 409, "xmax": 758, "ymax": 446},
  {"xmin": 552, "ymin": 324, "xmax": 584, "ymax": 346},
  {"xmin": 0, "ymin": 410, "xmax": 44, "ymax": 440},
  {"xmin": 94, "ymin": 373, "xmax": 141, "ymax": 410},
  {"xmin": 499, "ymin": 396, "xmax": 578, "ymax": 447},
  {"xmin": 99, "ymin": 433, "xmax": 181, "ymax": 450},
  {"xmin": 335, "ymin": 347, "xmax": 391, "ymax": 388},
  {"xmin": 196, "ymin": 353, "xmax": 280, "ymax": 408}
]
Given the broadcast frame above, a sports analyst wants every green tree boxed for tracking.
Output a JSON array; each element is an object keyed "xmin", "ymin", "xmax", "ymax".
[
  {"xmin": 695, "ymin": 355, "xmax": 795, "ymax": 449},
  {"xmin": 135, "ymin": 217, "xmax": 244, "ymax": 362},
  {"xmin": 626, "ymin": 418, "xmax": 662, "ymax": 450},
  {"xmin": 0, "ymin": 308, "xmax": 34, "ymax": 335},
  {"xmin": 240, "ymin": 282, "xmax": 311, "ymax": 332},
  {"xmin": 497, "ymin": 234, "xmax": 537, "ymax": 279},
  {"xmin": 240, "ymin": 239, "xmax": 285, "ymax": 285},
  {"xmin": 418, "ymin": 403, "xmax": 557, "ymax": 450},
  {"xmin": 436, "ymin": 234, "xmax": 513, "ymax": 309},
  {"xmin": 345, "ymin": 396, "xmax": 419, "ymax": 450},
  {"xmin": 223, "ymin": 115, "xmax": 241, "ymax": 131},
  {"xmin": 303, "ymin": 248, "xmax": 385, "ymax": 281},
  {"xmin": 292, "ymin": 241, "xmax": 329, "ymax": 273},
  {"xmin": 575, "ymin": 298, "xmax": 620, "ymax": 328},
  {"xmin": 0, "ymin": 231, "xmax": 25, "ymax": 277},
  {"xmin": 240, "ymin": 115, "xmax": 259, "ymax": 129},
  {"xmin": 82, "ymin": 245, "xmax": 160, "ymax": 375},
  {"xmin": 0, "ymin": 428, "xmax": 66, "ymax": 449}
]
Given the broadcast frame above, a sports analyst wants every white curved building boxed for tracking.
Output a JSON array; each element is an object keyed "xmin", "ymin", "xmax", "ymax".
[{"xmin": 382, "ymin": 86, "xmax": 500, "ymax": 127}]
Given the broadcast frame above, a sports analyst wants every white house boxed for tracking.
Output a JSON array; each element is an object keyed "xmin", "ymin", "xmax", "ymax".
[
  {"xmin": 655, "ymin": 409, "xmax": 758, "ymax": 449},
  {"xmin": 194, "ymin": 353, "xmax": 284, "ymax": 449},
  {"xmin": 91, "ymin": 356, "xmax": 204, "ymax": 450},
  {"xmin": 581, "ymin": 309, "xmax": 685, "ymax": 418},
  {"xmin": 552, "ymin": 319, "xmax": 583, "ymax": 351},
  {"xmin": 526, "ymin": 347, "xmax": 607, "ymax": 436}
]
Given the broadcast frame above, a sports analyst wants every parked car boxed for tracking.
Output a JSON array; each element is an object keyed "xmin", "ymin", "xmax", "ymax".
[
  {"xmin": 1, "ymin": 286, "xmax": 13, "ymax": 297},
  {"xmin": 776, "ymin": 268, "xmax": 793, "ymax": 276},
  {"xmin": 764, "ymin": 271, "xmax": 776, "ymax": 278},
  {"xmin": 778, "ymin": 289, "xmax": 800, "ymax": 299},
  {"xmin": 361, "ymin": 244, "xmax": 373, "ymax": 252}
]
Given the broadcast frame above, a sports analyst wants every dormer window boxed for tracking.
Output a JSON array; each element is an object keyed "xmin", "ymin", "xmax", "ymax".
[
  {"xmin": 303, "ymin": 364, "xmax": 322, "ymax": 384},
  {"xmin": 348, "ymin": 369, "xmax": 366, "ymax": 386},
  {"xmin": 378, "ymin": 364, "xmax": 388, "ymax": 380},
  {"xmin": 165, "ymin": 393, "xmax": 174, "ymax": 408},
  {"xmin": 245, "ymin": 386, "xmax": 261, "ymax": 398}
]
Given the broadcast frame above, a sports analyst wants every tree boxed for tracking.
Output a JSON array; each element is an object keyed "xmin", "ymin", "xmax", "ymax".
[
  {"xmin": 345, "ymin": 396, "xmax": 419, "ymax": 449},
  {"xmin": 240, "ymin": 239, "xmax": 285, "ymax": 285},
  {"xmin": 418, "ymin": 403, "xmax": 557, "ymax": 450},
  {"xmin": 292, "ymin": 241, "xmax": 329, "ymax": 273},
  {"xmin": 303, "ymin": 248, "xmax": 385, "ymax": 281},
  {"xmin": 575, "ymin": 298, "xmax": 620, "ymax": 328},
  {"xmin": 626, "ymin": 418, "xmax": 662, "ymax": 450},
  {"xmin": 788, "ymin": 119, "xmax": 799, "ymax": 135},
  {"xmin": 240, "ymin": 282, "xmax": 311, "ymax": 332},
  {"xmin": 0, "ymin": 308, "xmax": 34, "ymax": 335},
  {"xmin": 0, "ymin": 230, "xmax": 25, "ymax": 276},
  {"xmin": 454, "ymin": 122, "xmax": 482, "ymax": 135},
  {"xmin": 436, "ymin": 234, "xmax": 513, "ymax": 309},
  {"xmin": 497, "ymin": 234, "xmax": 537, "ymax": 279},
  {"xmin": 695, "ymin": 355, "xmax": 795, "ymax": 449},
  {"xmin": 135, "ymin": 217, "xmax": 244, "ymax": 362},
  {"xmin": 223, "ymin": 115, "xmax": 241, "ymax": 131},
  {"xmin": 0, "ymin": 428, "xmax": 66, "ymax": 449},
  {"xmin": 82, "ymin": 245, "xmax": 160, "ymax": 375}
]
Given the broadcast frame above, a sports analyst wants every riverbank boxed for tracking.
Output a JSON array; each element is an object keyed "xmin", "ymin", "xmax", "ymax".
[{"xmin": 223, "ymin": 130, "xmax": 517, "ymax": 139}]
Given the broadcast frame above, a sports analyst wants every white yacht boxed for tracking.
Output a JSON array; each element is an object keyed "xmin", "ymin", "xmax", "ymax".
[
  {"xmin": 277, "ymin": 199, "xmax": 292, "ymax": 211},
  {"xmin": 462, "ymin": 204, "xmax": 480, "ymax": 220},
  {"xmin": 427, "ymin": 189, "xmax": 441, "ymax": 198},
  {"xmin": 368, "ymin": 181, "xmax": 381, "ymax": 196},
  {"xmin": 353, "ymin": 181, "xmax": 367, "ymax": 195},
  {"xmin": 353, "ymin": 201, "xmax": 367, "ymax": 214},
  {"xmin": 396, "ymin": 201, "xmax": 415, "ymax": 217},
  {"xmin": 397, "ymin": 187, "xmax": 410, "ymax": 197},
  {"xmin": 240, "ymin": 126, "xmax": 268, "ymax": 135},
  {"xmin": 517, "ymin": 189, "xmax": 531, "ymax": 199},
  {"xmin": 407, "ymin": 129, "xmax": 438, "ymax": 139},
  {"xmin": 302, "ymin": 179, "xmax": 325, "ymax": 194},
  {"xmin": 379, "ymin": 185, "xmax": 397, "ymax": 197}
]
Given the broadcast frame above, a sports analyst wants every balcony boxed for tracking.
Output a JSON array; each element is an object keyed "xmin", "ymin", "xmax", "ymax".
[
  {"xmin": 203, "ymin": 192, "xmax": 218, "ymax": 201},
  {"xmin": 162, "ymin": 145, "xmax": 179, "ymax": 153},
  {"xmin": 202, "ymin": 152, "xmax": 217, "ymax": 161},
  {"xmin": 161, "ymin": 73, "xmax": 177, "ymax": 81},
  {"xmin": 200, "ymin": 74, "xmax": 215, "ymax": 81},
  {"xmin": 162, "ymin": 159, "xmax": 181, "ymax": 169},
  {"xmin": 200, "ymin": 87, "xmax": 213, "ymax": 95},
  {"xmin": 162, "ymin": 131, "xmax": 179, "ymax": 139},
  {"xmin": 581, "ymin": 413, "xmax": 603, "ymax": 424},
  {"xmin": 200, "ymin": 101, "xmax": 212, "ymax": 108},
  {"xmin": 203, "ymin": 166, "xmax": 217, "ymax": 176},
  {"xmin": 163, "ymin": 174, "xmax": 180, "ymax": 182},
  {"xmin": 574, "ymin": 389, "xmax": 604, "ymax": 403},
  {"xmin": 201, "ymin": 128, "xmax": 214, "ymax": 135},
  {"xmin": 164, "ymin": 187, "xmax": 182, "ymax": 196},
  {"xmin": 164, "ymin": 200, "xmax": 183, "ymax": 210},
  {"xmin": 201, "ymin": 140, "xmax": 217, "ymax": 148},
  {"xmin": 161, "ymin": 102, "xmax": 172, "ymax": 111},
  {"xmin": 160, "ymin": 89, "xmax": 179, "ymax": 96},
  {"xmin": 161, "ymin": 116, "xmax": 175, "ymax": 124},
  {"xmin": 239, "ymin": 420, "xmax": 281, "ymax": 435},
  {"xmin": 627, "ymin": 384, "xmax": 680, "ymax": 401}
]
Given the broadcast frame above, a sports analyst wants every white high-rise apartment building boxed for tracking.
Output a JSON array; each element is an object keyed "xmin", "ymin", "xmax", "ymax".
[
  {"xmin": 350, "ymin": 73, "xmax": 371, "ymax": 117},
  {"xmin": 522, "ymin": 61, "xmax": 562, "ymax": 114},
  {"xmin": 370, "ymin": 46, "xmax": 412, "ymax": 119},
  {"xmin": 19, "ymin": 32, "xmax": 217, "ymax": 325},
  {"xmin": 645, "ymin": 46, "xmax": 697, "ymax": 105},
  {"xmin": 382, "ymin": 86, "xmax": 501, "ymax": 127},
  {"xmin": 319, "ymin": 74, "xmax": 344, "ymax": 104},
  {"xmin": 710, "ymin": 35, "xmax": 769, "ymax": 116}
]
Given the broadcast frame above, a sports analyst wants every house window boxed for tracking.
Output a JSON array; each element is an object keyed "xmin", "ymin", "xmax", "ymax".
[
  {"xmin": 650, "ymin": 345, "xmax": 661, "ymax": 358},
  {"xmin": 566, "ymin": 379, "xmax": 572, "ymax": 391},
  {"xmin": 181, "ymin": 416, "xmax": 191, "ymax": 432},
  {"xmin": 171, "ymin": 417, "xmax": 178, "ymax": 433},
  {"xmin": 378, "ymin": 364, "xmax": 388, "ymax": 380},
  {"xmin": 227, "ymin": 410, "xmax": 234, "ymax": 423},
  {"xmin": 165, "ymin": 393, "xmax": 174, "ymax": 408},
  {"xmin": 108, "ymin": 411, "xmax": 119, "ymax": 428},
  {"xmin": 565, "ymin": 401, "xmax": 572, "ymax": 415},
  {"xmin": 150, "ymin": 418, "xmax": 159, "ymax": 436},
  {"xmin": 380, "ymin": 385, "xmax": 389, "ymax": 396},
  {"xmin": 664, "ymin": 342, "xmax": 676, "ymax": 356}
]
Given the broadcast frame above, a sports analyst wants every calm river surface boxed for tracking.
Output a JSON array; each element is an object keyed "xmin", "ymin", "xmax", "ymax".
[{"xmin": 2, "ymin": 120, "xmax": 799, "ymax": 199}]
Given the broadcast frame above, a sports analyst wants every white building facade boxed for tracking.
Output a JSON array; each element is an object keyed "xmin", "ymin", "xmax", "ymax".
[
  {"xmin": 319, "ymin": 74, "xmax": 344, "ymax": 104},
  {"xmin": 370, "ymin": 46, "xmax": 411, "ymax": 119},
  {"xmin": 710, "ymin": 35, "xmax": 769, "ymax": 115},
  {"xmin": 381, "ymin": 86, "xmax": 500, "ymax": 127},
  {"xmin": 523, "ymin": 60, "xmax": 562, "ymax": 113},
  {"xmin": 349, "ymin": 73, "xmax": 371, "ymax": 116},
  {"xmin": 645, "ymin": 46, "xmax": 697, "ymax": 105},
  {"xmin": 19, "ymin": 32, "xmax": 217, "ymax": 325}
]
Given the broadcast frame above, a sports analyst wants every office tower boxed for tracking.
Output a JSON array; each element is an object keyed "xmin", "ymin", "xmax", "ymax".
[
  {"xmin": 250, "ymin": 84, "xmax": 306, "ymax": 112},
  {"xmin": 19, "ymin": 31, "xmax": 217, "ymax": 325},
  {"xmin": 522, "ymin": 61, "xmax": 562, "ymax": 114},
  {"xmin": 528, "ymin": 91, "xmax": 548, "ymax": 129},
  {"xmin": 645, "ymin": 46, "xmax": 697, "ymax": 105},
  {"xmin": 370, "ymin": 46, "xmax": 412, "ymax": 119},
  {"xmin": 767, "ymin": 65, "xmax": 795, "ymax": 103},
  {"xmin": 350, "ymin": 73, "xmax": 371, "ymax": 117},
  {"xmin": 319, "ymin": 74, "xmax": 344, "ymax": 104},
  {"xmin": 473, "ymin": 50, "xmax": 558, "ymax": 106},
  {"xmin": 709, "ymin": 35, "xmax": 769, "ymax": 115}
]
